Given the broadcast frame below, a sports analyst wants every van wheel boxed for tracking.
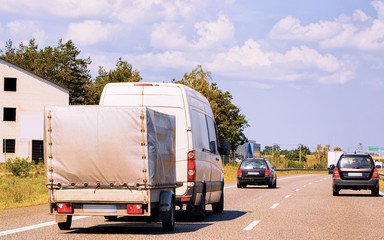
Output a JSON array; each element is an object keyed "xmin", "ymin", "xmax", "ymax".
[
  {"xmin": 58, "ymin": 215, "xmax": 72, "ymax": 230},
  {"xmin": 212, "ymin": 185, "xmax": 224, "ymax": 213},
  {"xmin": 196, "ymin": 191, "xmax": 206, "ymax": 220},
  {"xmin": 162, "ymin": 197, "xmax": 175, "ymax": 231}
]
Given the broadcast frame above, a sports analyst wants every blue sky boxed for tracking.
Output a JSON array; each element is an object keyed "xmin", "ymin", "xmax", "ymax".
[{"xmin": 0, "ymin": 0, "xmax": 383, "ymax": 153}]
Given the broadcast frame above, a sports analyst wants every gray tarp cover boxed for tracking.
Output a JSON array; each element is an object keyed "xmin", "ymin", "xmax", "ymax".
[{"xmin": 44, "ymin": 106, "xmax": 175, "ymax": 188}]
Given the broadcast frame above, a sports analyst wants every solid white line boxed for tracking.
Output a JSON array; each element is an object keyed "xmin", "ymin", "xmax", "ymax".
[
  {"xmin": 285, "ymin": 194, "xmax": 291, "ymax": 198},
  {"xmin": 224, "ymin": 185, "xmax": 237, "ymax": 189},
  {"xmin": 295, "ymin": 189, "xmax": 300, "ymax": 192},
  {"xmin": 0, "ymin": 216, "xmax": 88, "ymax": 237},
  {"xmin": 243, "ymin": 220, "xmax": 260, "ymax": 231},
  {"xmin": 380, "ymin": 191, "xmax": 384, "ymax": 196},
  {"xmin": 270, "ymin": 203, "xmax": 279, "ymax": 209}
]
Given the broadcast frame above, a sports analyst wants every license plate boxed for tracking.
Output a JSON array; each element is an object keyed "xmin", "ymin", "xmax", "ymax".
[
  {"xmin": 83, "ymin": 205, "xmax": 117, "ymax": 213},
  {"xmin": 248, "ymin": 172, "xmax": 260, "ymax": 175},
  {"xmin": 348, "ymin": 172, "xmax": 362, "ymax": 177}
]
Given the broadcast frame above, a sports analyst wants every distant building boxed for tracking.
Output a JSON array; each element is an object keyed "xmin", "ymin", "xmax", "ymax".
[
  {"xmin": 236, "ymin": 140, "xmax": 261, "ymax": 159},
  {"xmin": 0, "ymin": 58, "xmax": 69, "ymax": 163}
]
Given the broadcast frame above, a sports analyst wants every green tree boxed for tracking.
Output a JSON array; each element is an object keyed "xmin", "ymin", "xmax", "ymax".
[
  {"xmin": 285, "ymin": 145, "xmax": 310, "ymax": 162},
  {"xmin": 85, "ymin": 58, "xmax": 142, "ymax": 104},
  {"xmin": 173, "ymin": 65, "xmax": 249, "ymax": 151},
  {"xmin": 2, "ymin": 39, "xmax": 91, "ymax": 104},
  {"xmin": 314, "ymin": 144, "xmax": 330, "ymax": 168},
  {"xmin": 333, "ymin": 147, "xmax": 343, "ymax": 151}
]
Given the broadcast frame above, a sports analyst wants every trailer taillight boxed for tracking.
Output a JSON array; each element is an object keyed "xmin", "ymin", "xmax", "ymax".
[
  {"xmin": 57, "ymin": 203, "xmax": 73, "ymax": 213},
  {"xmin": 126, "ymin": 204, "xmax": 143, "ymax": 214},
  {"xmin": 187, "ymin": 151, "xmax": 196, "ymax": 182},
  {"xmin": 134, "ymin": 83, "xmax": 153, "ymax": 86}
]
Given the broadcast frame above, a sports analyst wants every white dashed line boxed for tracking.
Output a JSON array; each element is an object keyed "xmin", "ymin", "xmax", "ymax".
[
  {"xmin": 270, "ymin": 203, "xmax": 279, "ymax": 209},
  {"xmin": 309, "ymin": 182, "xmax": 312, "ymax": 185},
  {"xmin": 302, "ymin": 185, "xmax": 306, "ymax": 188},
  {"xmin": 285, "ymin": 194, "xmax": 291, "ymax": 198},
  {"xmin": 0, "ymin": 216, "xmax": 89, "ymax": 237},
  {"xmin": 295, "ymin": 189, "xmax": 300, "ymax": 192},
  {"xmin": 244, "ymin": 220, "xmax": 261, "ymax": 231}
]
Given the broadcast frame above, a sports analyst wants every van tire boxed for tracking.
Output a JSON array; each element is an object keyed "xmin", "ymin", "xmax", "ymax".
[
  {"xmin": 162, "ymin": 197, "xmax": 175, "ymax": 231},
  {"xmin": 212, "ymin": 184, "xmax": 224, "ymax": 213},
  {"xmin": 58, "ymin": 215, "xmax": 72, "ymax": 230},
  {"xmin": 196, "ymin": 189, "xmax": 206, "ymax": 220}
]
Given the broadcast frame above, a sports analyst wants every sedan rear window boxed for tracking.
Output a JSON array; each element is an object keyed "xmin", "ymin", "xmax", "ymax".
[
  {"xmin": 339, "ymin": 156, "xmax": 373, "ymax": 169},
  {"xmin": 240, "ymin": 160, "xmax": 267, "ymax": 169}
]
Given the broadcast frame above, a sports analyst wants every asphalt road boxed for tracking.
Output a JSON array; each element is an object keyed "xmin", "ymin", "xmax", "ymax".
[{"xmin": 1, "ymin": 174, "xmax": 383, "ymax": 240}]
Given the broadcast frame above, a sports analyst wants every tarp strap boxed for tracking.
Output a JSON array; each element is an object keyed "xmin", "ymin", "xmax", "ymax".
[
  {"xmin": 140, "ymin": 109, "xmax": 147, "ymax": 189},
  {"xmin": 47, "ymin": 110, "xmax": 55, "ymax": 202}
]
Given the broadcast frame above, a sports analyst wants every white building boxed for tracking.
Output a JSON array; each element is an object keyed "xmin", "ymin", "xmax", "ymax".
[{"xmin": 0, "ymin": 58, "xmax": 69, "ymax": 163}]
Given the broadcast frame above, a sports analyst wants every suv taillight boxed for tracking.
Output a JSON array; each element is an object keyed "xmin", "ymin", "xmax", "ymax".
[
  {"xmin": 333, "ymin": 167, "xmax": 340, "ymax": 178},
  {"xmin": 237, "ymin": 169, "xmax": 242, "ymax": 176},
  {"xmin": 372, "ymin": 168, "xmax": 379, "ymax": 178},
  {"xmin": 265, "ymin": 169, "xmax": 270, "ymax": 175},
  {"xmin": 187, "ymin": 151, "xmax": 196, "ymax": 182}
]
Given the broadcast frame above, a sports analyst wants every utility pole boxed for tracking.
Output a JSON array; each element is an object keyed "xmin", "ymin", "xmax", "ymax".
[{"xmin": 299, "ymin": 144, "xmax": 302, "ymax": 162}]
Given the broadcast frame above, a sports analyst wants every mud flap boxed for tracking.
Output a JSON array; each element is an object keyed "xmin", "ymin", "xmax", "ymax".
[
  {"xmin": 158, "ymin": 190, "xmax": 173, "ymax": 222},
  {"xmin": 56, "ymin": 215, "xmax": 69, "ymax": 223}
]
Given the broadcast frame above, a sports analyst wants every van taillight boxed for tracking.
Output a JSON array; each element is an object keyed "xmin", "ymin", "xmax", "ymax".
[
  {"xmin": 265, "ymin": 169, "xmax": 270, "ymax": 175},
  {"xmin": 57, "ymin": 203, "xmax": 73, "ymax": 213},
  {"xmin": 134, "ymin": 83, "xmax": 153, "ymax": 86},
  {"xmin": 372, "ymin": 168, "xmax": 378, "ymax": 178},
  {"xmin": 237, "ymin": 169, "xmax": 242, "ymax": 176},
  {"xmin": 187, "ymin": 151, "xmax": 196, "ymax": 182},
  {"xmin": 333, "ymin": 167, "xmax": 340, "ymax": 178}
]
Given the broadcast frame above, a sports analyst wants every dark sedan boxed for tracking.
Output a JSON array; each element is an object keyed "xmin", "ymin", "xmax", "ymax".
[{"xmin": 237, "ymin": 158, "xmax": 277, "ymax": 188}]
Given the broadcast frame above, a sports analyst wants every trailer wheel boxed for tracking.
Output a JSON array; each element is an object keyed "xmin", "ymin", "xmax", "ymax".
[
  {"xmin": 162, "ymin": 197, "xmax": 175, "ymax": 231},
  {"xmin": 58, "ymin": 215, "xmax": 72, "ymax": 230}
]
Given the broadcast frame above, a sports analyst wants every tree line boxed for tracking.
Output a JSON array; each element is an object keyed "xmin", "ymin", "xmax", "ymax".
[{"xmin": 0, "ymin": 39, "xmax": 249, "ymax": 151}]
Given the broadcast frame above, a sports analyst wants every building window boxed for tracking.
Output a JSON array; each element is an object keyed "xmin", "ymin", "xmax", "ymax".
[
  {"xmin": 3, "ymin": 139, "xmax": 15, "ymax": 153},
  {"xmin": 3, "ymin": 107, "xmax": 16, "ymax": 121},
  {"xmin": 32, "ymin": 140, "xmax": 44, "ymax": 163},
  {"xmin": 4, "ymin": 77, "xmax": 17, "ymax": 91}
]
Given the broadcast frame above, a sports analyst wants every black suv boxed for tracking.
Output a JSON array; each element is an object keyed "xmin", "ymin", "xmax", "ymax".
[
  {"xmin": 332, "ymin": 153, "xmax": 379, "ymax": 196},
  {"xmin": 237, "ymin": 158, "xmax": 277, "ymax": 188}
]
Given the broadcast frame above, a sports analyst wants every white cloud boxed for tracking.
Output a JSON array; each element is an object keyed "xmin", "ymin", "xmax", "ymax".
[
  {"xmin": 0, "ymin": 0, "xmax": 114, "ymax": 18},
  {"xmin": 207, "ymin": 39, "xmax": 349, "ymax": 84},
  {"xmin": 64, "ymin": 20, "xmax": 116, "ymax": 46},
  {"xmin": 269, "ymin": 3, "xmax": 384, "ymax": 51},
  {"xmin": 151, "ymin": 14, "xmax": 235, "ymax": 50},
  {"xmin": 6, "ymin": 20, "xmax": 47, "ymax": 45}
]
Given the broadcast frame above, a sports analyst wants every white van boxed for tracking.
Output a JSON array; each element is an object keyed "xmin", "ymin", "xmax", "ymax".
[{"xmin": 99, "ymin": 82, "xmax": 229, "ymax": 218}]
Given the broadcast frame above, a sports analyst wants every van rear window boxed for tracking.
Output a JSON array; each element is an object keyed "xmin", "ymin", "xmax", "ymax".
[{"xmin": 339, "ymin": 157, "xmax": 373, "ymax": 169}]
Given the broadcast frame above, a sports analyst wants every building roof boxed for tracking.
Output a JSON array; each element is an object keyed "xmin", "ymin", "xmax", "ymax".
[{"xmin": 0, "ymin": 57, "xmax": 70, "ymax": 93}]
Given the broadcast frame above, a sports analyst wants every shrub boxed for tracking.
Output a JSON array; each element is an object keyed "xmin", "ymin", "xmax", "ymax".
[
  {"xmin": 6, "ymin": 157, "xmax": 31, "ymax": 177},
  {"xmin": 312, "ymin": 163, "xmax": 324, "ymax": 169},
  {"xmin": 287, "ymin": 160, "xmax": 305, "ymax": 169}
]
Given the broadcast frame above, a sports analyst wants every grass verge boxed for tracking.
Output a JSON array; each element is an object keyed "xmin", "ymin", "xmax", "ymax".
[{"xmin": 0, "ymin": 174, "xmax": 47, "ymax": 210}]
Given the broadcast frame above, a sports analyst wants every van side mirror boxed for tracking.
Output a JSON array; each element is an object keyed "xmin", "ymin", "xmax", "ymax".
[{"xmin": 219, "ymin": 140, "xmax": 230, "ymax": 155}]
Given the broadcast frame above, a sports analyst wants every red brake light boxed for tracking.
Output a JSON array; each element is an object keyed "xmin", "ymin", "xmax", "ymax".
[
  {"xmin": 181, "ymin": 197, "xmax": 191, "ymax": 202},
  {"xmin": 265, "ymin": 169, "xmax": 270, "ymax": 175},
  {"xmin": 127, "ymin": 204, "xmax": 143, "ymax": 214},
  {"xmin": 134, "ymin": 83, "xmax": 153, "ymax": 86},
  {"xmin": 57, "ymin": 203, "xmax": 73, "ymax": 213},
  {"xmin": 237, "ymin": 169, "xmax": 242, "ymax": 176},
  {"xmin": 333, "ymin": 167, "xmax": 340, "ymax": 178},
  {"xmin": 187, "ymin": 151, "xmax": 196, "ymax": 182},
  {"xmin": 372, "ymin": 168, "xmax": 378, "ymax": 178}
]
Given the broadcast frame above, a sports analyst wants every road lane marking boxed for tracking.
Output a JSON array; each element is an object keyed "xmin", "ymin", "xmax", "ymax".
[
  {"xmin": 243, "ymin": 220, "xmax": 260, "ymax": 231},
  {"xmin": 295, "ymin": 189, "xmax": 300, "ymax": 192},
  {"xmin": 309, "ymin": 182, "xmax": 312, "ymax": 184},
  {"xmin": 302, "ymin": 185, "xmax": 306, "ymax": 187},
  {"xmin": 0, "ymin": 216, "xmax": 89, "ymax": 237},
  {"xmin": 224, "ymin": 185, "xmax": 237, "ymax": 189},
  {"xmin": 285, "ymin": 194, "xmax": 291, "ymax": 198},
  {"xmin": 270, "ymin": 203, "xmax": 279, "ymax": 209}
]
